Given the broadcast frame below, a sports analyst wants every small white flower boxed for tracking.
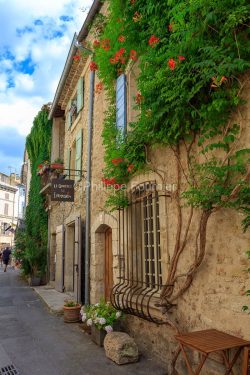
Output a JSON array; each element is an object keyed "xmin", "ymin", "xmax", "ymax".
[
  {"xmin": 105, "ymin": 325, "xmax": 113, "ymax": 333},
  {"xmin": 115, "ymin": 311, "xmax": 121, "ymax": 318},
  {"xmin": 99, "ymin": 317, "xmax": 106, "ymax": 325},
  {"xmin": 81, "ymin": 313, "xmax": 87, "ymax": 322},
  {"xmin": 95, "ymin": 303, "xmax": 99, "ymax": 306},
  {"xmin": 87, "ymin": 319, "xmax": 93, "ymax": 326}
]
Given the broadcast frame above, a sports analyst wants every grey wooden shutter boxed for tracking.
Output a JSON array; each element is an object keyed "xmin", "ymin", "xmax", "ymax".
[
  {"xmin": 75, "ymin": 129, "xmax": 83, "ymax": 181},
  {"xmin": 67, "ymin": 100, "xmax": 72, "ymax": 129},
  {"xmin": 66, "ymin": 148, "xmax": 71, "ymax": 178},
  {"xmin": 77, "ymin": 77, "xmax": 84, "ymax": 113},
  {"xmin": 116, "ymin": 74, "xmax": 127, "ymax": 134}
]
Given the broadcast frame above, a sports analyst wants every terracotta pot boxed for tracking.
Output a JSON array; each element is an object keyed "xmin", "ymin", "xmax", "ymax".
[
  {"xmin": 63, "ymin": 304, "xmax": 81, "ymax": 323},
  {"xmin": 50, "ymin": 163, "xmax": 64, "ymax": 170}
]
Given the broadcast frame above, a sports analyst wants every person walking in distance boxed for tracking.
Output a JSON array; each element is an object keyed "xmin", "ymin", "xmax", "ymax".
[{"xmin": 2, "ymin": 247, "xmax": 11, "ymax": 272}]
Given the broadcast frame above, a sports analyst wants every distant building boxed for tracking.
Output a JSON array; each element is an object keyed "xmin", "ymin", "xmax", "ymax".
[{"xmin": 0, "ymin": 172, "xmax": 25, "ymax": 250}]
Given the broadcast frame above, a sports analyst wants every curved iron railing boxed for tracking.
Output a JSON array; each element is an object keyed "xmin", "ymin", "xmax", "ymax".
[{"xmin": 111, "ymin": 181, "xmax": 169, "ymax": 324}]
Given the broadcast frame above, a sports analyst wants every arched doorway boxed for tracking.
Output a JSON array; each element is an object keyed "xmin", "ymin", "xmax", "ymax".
[
  {"xmin": 104, "ymin": 227, "xmax": 113, "ymax": 302},
  {"xmin": 90, "ymin": 212, "xmax": 118, "ymax": 303}
]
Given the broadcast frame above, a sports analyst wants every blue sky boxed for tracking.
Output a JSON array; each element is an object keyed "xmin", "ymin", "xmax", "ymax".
[{"xmin": 0, "ymin": 0, "xmax": 93, "ymax": 175}]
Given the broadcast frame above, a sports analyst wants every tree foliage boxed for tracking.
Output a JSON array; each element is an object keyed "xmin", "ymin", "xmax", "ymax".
[{"xmin": 16, "ymin": 105, "xmax": 52, "ymax": 276}]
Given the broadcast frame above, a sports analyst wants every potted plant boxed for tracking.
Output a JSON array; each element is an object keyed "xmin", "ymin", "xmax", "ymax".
[
  {"xmin": 80, "ymin": 299, "xmax": 122, "ymax": 346},
  {"xmin": 64, "ymin": 300, "xmax": 81, "ymax": 323},
  {"xmin": 50, "ymin": 158, "xmax": 64, "ymax": 172}
]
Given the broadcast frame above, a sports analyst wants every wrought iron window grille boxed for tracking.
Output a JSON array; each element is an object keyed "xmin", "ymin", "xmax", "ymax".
[{"xmin": 111, "ymin": 181, "xmax": 169, "ymax": 324}]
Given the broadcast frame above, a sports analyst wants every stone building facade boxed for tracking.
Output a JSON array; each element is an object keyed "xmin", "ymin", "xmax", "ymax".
[{"xmin": 48, "ymin": 1, "xmax": 250, "ymax": 373}]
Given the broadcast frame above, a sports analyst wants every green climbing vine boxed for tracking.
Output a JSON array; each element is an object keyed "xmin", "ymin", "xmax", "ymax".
[
  {"xmin": 83, "ymin": 0, "xmax": 250, "ymax": 310},
  {"xmin": 15, "ymin": 104, "xmax": 52, "ymax": 277},
  {"xmin": 90, "ymin": 0, "xmax": 250, "ymax": 221}
]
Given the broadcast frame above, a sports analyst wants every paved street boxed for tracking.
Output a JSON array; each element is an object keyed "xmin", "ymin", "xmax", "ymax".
[{"xmin": 0, "ymin": 268, "xmax": 166, "ymax": 375}]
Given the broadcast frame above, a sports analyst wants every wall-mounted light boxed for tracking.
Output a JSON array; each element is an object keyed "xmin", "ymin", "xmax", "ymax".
[{"xmin": 74, "ymin": 40, "xmax": 93, "ymax": 55}]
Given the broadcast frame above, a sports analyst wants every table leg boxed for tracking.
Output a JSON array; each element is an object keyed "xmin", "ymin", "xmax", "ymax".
[
  {"xmin": 221, "ymin": 348, "xmax": 241, "ymax": 375},
  {"xmin": 180, "ymin": 344, "xmax": 195, "ymax": 375},
  {"xmin": 171, "ymin": 346, "xmax": 181, "ymax": 375},
  {"xmin": 194, "ymin": 354, "xmax": 207, "ymax": 375}
]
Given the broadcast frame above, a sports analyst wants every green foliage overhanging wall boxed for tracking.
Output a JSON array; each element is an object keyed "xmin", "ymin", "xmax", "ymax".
[
  {"xmin": 17, "ymin": 105, "xmax": 52, "ymax": 276},
  {"xmin": 88, "ymin": 0, "xmax": 250, "ymax": 307},
  {"xmin": 92, "ymin": 0, "xmax": 250, "ymax": 226}
]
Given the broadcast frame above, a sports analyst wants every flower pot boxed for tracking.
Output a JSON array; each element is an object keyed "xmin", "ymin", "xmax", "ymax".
[
  {"xmin": 91, "ymin": 325, "xmax": 107, "ymax": 346},
  {"xmin": 50, "ymin": 163, "xmax": 64, "ymax": 170},
  {"xmin": 64, "ymin": 304, "xmax": 81, "ymax": 323},
  {"xmin": 90, "ymin": 321, "xmax": 121, "ymax": 346},
  {"xmin": 28, "ymin": 276, "xmax": 41, "ymax": 286}
]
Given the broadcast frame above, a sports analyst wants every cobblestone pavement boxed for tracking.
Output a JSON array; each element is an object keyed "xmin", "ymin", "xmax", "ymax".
[{"xmin": 0, "ymin": 267, "xmax": 166, "ymax": 375}]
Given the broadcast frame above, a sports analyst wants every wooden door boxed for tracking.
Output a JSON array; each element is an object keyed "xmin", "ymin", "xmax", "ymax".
[
  {"xmin": 74, "ymin": 216, "xmax": 82, "ymax": 303},
  {"xmin": 104, "ymin": 228, "xmax": 113, "ymax": 302}
]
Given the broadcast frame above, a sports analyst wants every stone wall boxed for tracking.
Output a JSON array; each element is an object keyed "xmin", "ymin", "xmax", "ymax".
[{"xmin": 88, "ymin": 53, "xmax": 250, "ymax": 374}]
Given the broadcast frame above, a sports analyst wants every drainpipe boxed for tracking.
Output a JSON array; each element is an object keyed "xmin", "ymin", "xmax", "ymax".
[{"xmin": 84, "ymin": 69, "xmax": 95, "ymax": 305}]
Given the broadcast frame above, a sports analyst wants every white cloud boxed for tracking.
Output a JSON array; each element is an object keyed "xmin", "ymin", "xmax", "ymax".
[{"xmin": 0, "ymin": 0, "xmax": 94, "ymax": 173}]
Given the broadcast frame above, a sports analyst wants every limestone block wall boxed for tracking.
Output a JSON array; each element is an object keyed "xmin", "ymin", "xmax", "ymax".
[{"xmin": 88, "ymin": 64, "xmax": 250, "ymax": 374}]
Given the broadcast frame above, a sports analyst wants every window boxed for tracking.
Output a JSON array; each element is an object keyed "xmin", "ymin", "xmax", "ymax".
[
  {"xmin": 4, "ymin": 203, "xmax": 9, "ymax": 216},
  {"xmin": 67, "ymin": 77, "xmax": 84, "ymax": 129},
  {"xmin": 112, "ymin": 182, "xmax": 163, "ymax": 323},
  {"xmin": 5, "ymin": 193, "xmax": 9, "ymax": 200},
  {"xmin": 1, "ymin": 222, "xmax": 9, "ymax": 235},
  {"xmin": 75, "ymin": 129, "xmax": 83, "ymax": 181},
  {"xmin": 116, "ymin": 74, "xmax": 127, "ymax": 135}
]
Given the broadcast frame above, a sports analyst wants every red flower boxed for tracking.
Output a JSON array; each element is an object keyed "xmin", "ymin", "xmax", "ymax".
[
  {"xmin": 118, "ymin": 35, "xmax": 126, "ymax": 43},
  {"xmin": 178, "ymin": 55, "xmax": 185, "ymax": 61},
  {"xmin": 93, "ymin": 40, "xmax": 100, "ymax": 48},
  {"xmin": 130, "ymin": 49, "xmax": 137, "ymax": 61},
  {"xmin": 168, "ymin": 58, "xmax": 176, "ymax": 70},
  {"xmin": 112, "ymin": 158, "xmax": 124, "ymax": 166},
  {"xmin": 89, "ymin": 61, "xmax": 98, "ymax": 71},
  {"xmin": 130, "ymin": 0, "xmax": 136, "ymax": 4},
  {"xmin": 112, "ymin": 48, "xmax": 126, "ymax": 64},
  {"xmin": 101, "ymin": 39, "xmax": 110, "ymax": 51},
  {"xmin": 127, "ymin": 164, "xmax": 134, "ymax": 173},
  {"xmin": 133, "ymin": 11, "xmax": 141, "ymax": 22},
  {"xmin": 73, "ymin": 55, "xmax": 80, "ymax": 61},
  {"xmin": 95, "ymin": 82, "xmax": 103, "ymax": 94},
  {"xmin": 220, "ymin": 76, "xmax": 227, "ymax": 83},
  {"xmin": 148, "ymin": 35, "xmax": 160, "ymax": 47},
  {"xmin": 168, "ymin": 24, "xmax": 173, "ymax": 32},
  {"xmin": 38, "ymin": 164, "xmax": 43, "ymax": 169},
  {"xmin": 135, "ymin": 92, "xmax": 143, "ymax": 104},
  {"xmin": 102, "ymin": 177, "xmax": 116, "ymax": 186},
  {"xmin": 114, "ymin": 183, "xmax": 123, "ymax": 190}
]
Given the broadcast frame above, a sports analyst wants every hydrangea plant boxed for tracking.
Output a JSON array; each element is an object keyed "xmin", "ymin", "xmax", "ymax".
[{"xmin": 80, "ymin": 299, "xmax": 122, "ymax": 333}]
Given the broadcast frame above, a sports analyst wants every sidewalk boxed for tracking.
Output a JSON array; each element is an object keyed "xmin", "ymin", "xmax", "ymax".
[{"xmin": 33, "ymin": 284, "xmax": 72, "ymax": 314}]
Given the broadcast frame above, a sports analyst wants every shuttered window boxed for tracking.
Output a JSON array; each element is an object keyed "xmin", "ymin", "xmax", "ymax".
[
  {"xmin": 116, "ymin": 74, "xmax": 127, "ymax": 134},
  {"xmin": 77, "ymin": 77, "xmax": 84, "ymax": 113},
  {"xmin": 4, "ymin": 203, "xmax": 8, "ymax": 216},
  {"xmin": 75, "ymin": 129, "xmax": 83, "ymax": 181},
  {"xmin": 66, "ymin": 148, "xmax": 71, "ymax": 178},
  {"xmin": 67, "ymin": 100, "xmax": 72, "ymax": 129}
]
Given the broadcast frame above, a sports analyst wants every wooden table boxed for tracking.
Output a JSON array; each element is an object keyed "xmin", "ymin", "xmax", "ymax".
[{"xmin": 173, "ymin": 329, "xmax": 250, "ymax": 375}]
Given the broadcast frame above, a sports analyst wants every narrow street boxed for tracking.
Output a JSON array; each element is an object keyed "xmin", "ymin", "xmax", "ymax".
[{"xmin": 0, "ymin": 268, "xmax": 165, "ymax": 375}]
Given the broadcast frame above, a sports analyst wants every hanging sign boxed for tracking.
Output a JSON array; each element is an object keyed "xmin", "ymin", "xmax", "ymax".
[{"xmin": 51, "ymin": 179, "xmax": 74, "ymax": 202}]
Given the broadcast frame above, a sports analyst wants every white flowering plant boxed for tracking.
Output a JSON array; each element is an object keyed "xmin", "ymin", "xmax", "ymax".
[{"xmin": 80, "ymin": 299, "xmax": 122, "ymax": 333}]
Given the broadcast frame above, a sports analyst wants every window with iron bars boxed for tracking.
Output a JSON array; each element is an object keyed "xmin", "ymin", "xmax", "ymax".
[{"xmin": 111, "ymin": 181, "xmax": 165, "ymax": 324}]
